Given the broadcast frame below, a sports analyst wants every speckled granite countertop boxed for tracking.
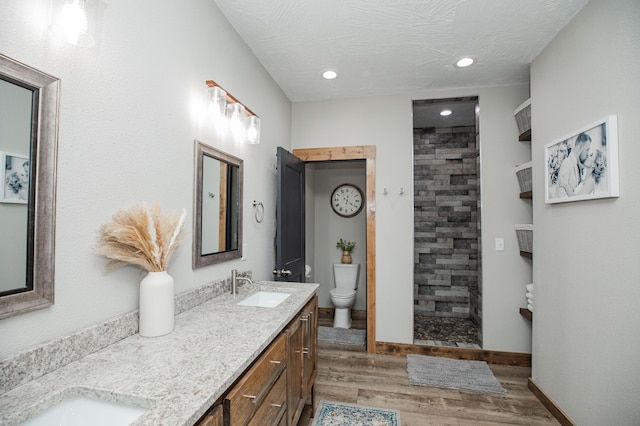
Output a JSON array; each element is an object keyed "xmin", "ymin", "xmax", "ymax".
[{"xmin": 0, "ymin": 281, "xmax": 318, "ymax": 426}]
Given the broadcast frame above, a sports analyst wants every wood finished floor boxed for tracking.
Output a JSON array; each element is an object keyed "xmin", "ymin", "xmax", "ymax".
[{"xmin": 303, "ymin": 314, "xmax": 558, "ymax": 425}]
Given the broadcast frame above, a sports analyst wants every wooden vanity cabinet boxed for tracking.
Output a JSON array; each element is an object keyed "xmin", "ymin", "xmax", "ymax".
[
  {"xmin": 197, "ymin": 404, "xmax": 223, "ymax": 426},
  {"xmin": 286, "ymin": 312, "xmax": 304, "ymax": 424},
  {"xmin": 287, "ymin": 296, "xmax": 318, "ymax": 426},
  {"xmin": 195, "ymin": 295, "xmax": 317, "ymax": 426},
  {"xmin": 246, "ymin": 371, "xmax": 287, "ymax": 426},
  {"xmin": 302, "ymin": 297, "xmax": 318, "ymax": 402},
  {"xmin": 224, "ymin": 333, "xmax": 287, "ymax": 426}
]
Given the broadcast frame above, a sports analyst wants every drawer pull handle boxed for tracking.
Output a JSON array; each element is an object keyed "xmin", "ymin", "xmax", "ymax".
[
  {"xmin": 272, "ymin": 400, "xmax": 287, "ymax": 426},
  {"xmin": 242, "ymin": 358, "xmax": 286, "ymax": 406},
  {"xmin": 305, "ymin": 310, "xmax": 313, "ymax": 359}
]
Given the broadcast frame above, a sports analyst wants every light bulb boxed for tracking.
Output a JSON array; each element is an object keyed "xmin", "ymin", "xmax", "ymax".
[
  {"xmin": 227, "ymin": 103, "xmax": 245, "ymax": 142},
  {"xmin": 322, "ymin": 70, "xmax": 338, "ymax": 80},
  {"xmin": 58, "ymin": 0, "xmax": 88, "ymax": 45},
  {"xmin": 455, "ymin": 57, "xmax": 474, "ymax": 68},
  {"xmin": 49, "ymin": 0, "xmax": 95, "ymax": 47},
  {"xmin": 246, "ymin": 116, "xmax": 261, "ymax": 145},
  {"xmin": 207, "ymin": 86, "xmax": 227, "ymax": 129}
]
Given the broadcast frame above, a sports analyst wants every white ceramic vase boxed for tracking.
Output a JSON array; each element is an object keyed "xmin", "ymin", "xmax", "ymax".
[{"xmin": 139, "ymin": 271, "xmax": 175, "ymax": 337}]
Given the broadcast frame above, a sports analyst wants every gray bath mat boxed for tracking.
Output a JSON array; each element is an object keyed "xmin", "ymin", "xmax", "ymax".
[
  {"xmin": 406, "ymin": 354, "xmax": 507, "ymax": 394},
  {"xmin": 318, "ymin": 326, "xmax": 366, "ymax": 346}
]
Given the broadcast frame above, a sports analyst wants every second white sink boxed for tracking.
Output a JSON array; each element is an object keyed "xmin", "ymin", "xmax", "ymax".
[
  {"xmin": 21, "ymin": 395, "xmax": 147, "ymax": 426},
  {"xmin": 237, "ymin": 291, "xmax": 292, "ymax": 308}
]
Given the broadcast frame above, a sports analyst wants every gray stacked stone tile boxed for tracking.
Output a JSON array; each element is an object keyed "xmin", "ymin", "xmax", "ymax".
[{"xmin": 413, "ymin": 126, "xmax": 481, "ymax": 335}]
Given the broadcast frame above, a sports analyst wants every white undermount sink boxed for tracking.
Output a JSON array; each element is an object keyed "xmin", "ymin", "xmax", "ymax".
[
  {"xmin": 237, "ymin": 291, "xmax": 292, "ymax": 308},
  {"xmin": 21, "ymin": 395, "xmax": 147, "ymax": 426}
]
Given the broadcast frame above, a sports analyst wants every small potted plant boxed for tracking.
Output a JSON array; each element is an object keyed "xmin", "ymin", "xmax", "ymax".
[{"xmin": 336, "ymin": 238, "xmax": 356, "ymax": 264}]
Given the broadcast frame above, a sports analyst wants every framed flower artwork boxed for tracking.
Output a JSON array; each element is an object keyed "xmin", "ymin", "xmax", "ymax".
[{"xmin": 1, "ymin": 152, "xmax": 29, "ymax": 204}]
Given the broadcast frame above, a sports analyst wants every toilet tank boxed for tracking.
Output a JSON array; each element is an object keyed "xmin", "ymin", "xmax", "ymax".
[{"xmin": 333, "ymin": 263, "xmax": 360, "ymax": 290}]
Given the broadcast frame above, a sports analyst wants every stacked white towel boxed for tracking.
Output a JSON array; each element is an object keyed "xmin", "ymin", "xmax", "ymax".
[{"xmin": 525, "ymin": 284, "xmax": 534, "ymax": 312}]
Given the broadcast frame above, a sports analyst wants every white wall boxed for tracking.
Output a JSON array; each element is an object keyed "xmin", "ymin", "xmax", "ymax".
[
  {"xmin": 0, "ymin": 0, "xmax": 291, "ymax": 359},
  {"xmin": 293, "ymin": 97, "xmax": 414, "ymax": 344},
  {"xmin": 308, "ymin": 162, "xmax": 367, "ymax": 311},
  {"xmin": 530, "ymin": 0, "xmax": 640, "ymax": 424},
  {"xmin": 292, "ymin": 84, "xmax": 532, "ymax": 351},
  {"xmin": 475, "ymin": 86, "xmax": 533, "ymax": 352}
]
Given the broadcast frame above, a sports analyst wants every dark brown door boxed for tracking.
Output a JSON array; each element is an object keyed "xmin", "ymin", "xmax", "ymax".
[{"xmin": 274, "ymin": 147, "xmax": 305, "ymax": 282}]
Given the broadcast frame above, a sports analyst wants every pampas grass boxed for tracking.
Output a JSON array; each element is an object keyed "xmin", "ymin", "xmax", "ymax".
[{"xmin": 95, "ymin": 203, "xmax": 187, "ymax": 273}]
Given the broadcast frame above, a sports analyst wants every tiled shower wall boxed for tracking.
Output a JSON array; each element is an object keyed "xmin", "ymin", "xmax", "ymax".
[{"xmin": 413, "ymin": 126, "xmax": 481, "ymax": 328}]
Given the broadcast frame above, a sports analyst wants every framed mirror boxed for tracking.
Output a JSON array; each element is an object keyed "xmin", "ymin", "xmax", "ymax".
[
  {"xmin": 0, "ymin": 54, "xmax": 59, "ymax": 319},
  {"xmin": 192, "ymin": 140, "xmax": 243, "ymax": 268}
]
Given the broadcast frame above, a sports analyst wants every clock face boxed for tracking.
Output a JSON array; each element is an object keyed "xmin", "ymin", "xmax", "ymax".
[{"xmin": 331, "ymin": 184, "xmax": 364, "ymax": 218}]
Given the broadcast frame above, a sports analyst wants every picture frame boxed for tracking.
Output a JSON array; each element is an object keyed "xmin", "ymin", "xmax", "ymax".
[
  {"xmin": 1, "ymin": 151, "xmax": 30, "ymax": 204},
  {"xmin": 544, "ymin": 115, "xmax": 619, "ymax": 204}
]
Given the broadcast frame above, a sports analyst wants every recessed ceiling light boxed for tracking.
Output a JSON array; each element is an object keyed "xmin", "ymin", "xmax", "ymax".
[
  {"xmin": 455, "ymin": 57, "xmax": 475, "ymax": 68},
  {"xmin": 322, "ymin": 70, "xmax": 338, "ymax": 80},
  {"xmin": 440, "ymin": 109, "xmax": 452, "ymax": 116}
]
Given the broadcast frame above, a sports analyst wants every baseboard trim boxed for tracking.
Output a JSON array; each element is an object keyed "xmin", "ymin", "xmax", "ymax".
[
  {"xmin": 318, "ymin": 307, "xmax": 367, "ymax": 320},
  {"xmin": 527, "ymin": 378, "xmax": 575, "ymax": 426},
  {"xmin": 375, "ymin": 341, "xmax": 532, "ymax": 367}
]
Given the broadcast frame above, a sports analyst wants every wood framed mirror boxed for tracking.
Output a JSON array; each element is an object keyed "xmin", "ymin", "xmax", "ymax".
[{"xmin": 192, "ymin": 140, "xmax": 243, "ymax": 268}]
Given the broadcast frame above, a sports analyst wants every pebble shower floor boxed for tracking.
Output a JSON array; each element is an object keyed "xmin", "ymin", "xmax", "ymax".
[{"xmin": 413, "ymin": 316, "xmax": 481, "ymax": 349}]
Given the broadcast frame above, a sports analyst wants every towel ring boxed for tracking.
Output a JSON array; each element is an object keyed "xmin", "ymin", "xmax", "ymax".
[{"xmin": 252, "ymin": 200, "xmax": 264, "ymax": 223}]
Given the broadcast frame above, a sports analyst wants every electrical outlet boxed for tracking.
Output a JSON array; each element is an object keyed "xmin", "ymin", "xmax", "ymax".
[{"xmin": 495, "ymin": 238, "xmax": 505, "ymax": 251}]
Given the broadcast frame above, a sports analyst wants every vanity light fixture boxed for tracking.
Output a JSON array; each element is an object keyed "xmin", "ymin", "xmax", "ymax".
[
  {"xmin": 205, "ymin": 80, "xmax": 261, "ymax": 144},
  {"xmin": 455, "ymin": 57, "xmax": 475, "ymax": 68},
  {"xmin": 49, "ymin": 0, "xmax": 94, "ymax": 47},
  {"xmin": 440, "ymin": 109, "xmax": 452, "ymax": 116}
]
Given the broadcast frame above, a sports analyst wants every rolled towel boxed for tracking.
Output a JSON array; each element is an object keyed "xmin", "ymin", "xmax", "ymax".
[
  {"xmin": 526, "ymin": 298, "xmax": 533, "ymax": 307},
  {"xmin": 526, "ymin": 283, "xmax": 534, "ymax": 293},
  {"xmin": 527, "ymin": 303, "xmax": 533, "ymax": 312},
  {"xmin": 526, "ymin": 292, "xmax": 534, "ymax": 300}
]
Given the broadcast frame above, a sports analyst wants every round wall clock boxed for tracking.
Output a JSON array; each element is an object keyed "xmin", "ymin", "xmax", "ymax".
[{"xmin": 331, "ymin": 183, "xmax": 364, "ymax": 218}]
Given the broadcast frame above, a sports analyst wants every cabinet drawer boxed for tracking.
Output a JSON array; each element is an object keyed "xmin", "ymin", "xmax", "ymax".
[
  {"xmin": 196, "ymin": 404, "xmax": 223, "ymax": 426},
  {"xmin": 225, "ymin": 333, "xmax": 287, "ymax": 426},
  {"xmin": 247, "ymin": 372, "xmax": 287, "ymax": 426}
]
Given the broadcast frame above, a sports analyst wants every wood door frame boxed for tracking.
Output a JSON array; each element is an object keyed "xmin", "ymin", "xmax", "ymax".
[{"xmin": 292, "ymin": 146, "xmax": 376, "ymax": 353}]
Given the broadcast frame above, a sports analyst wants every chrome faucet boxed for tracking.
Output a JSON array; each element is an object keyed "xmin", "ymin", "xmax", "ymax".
[{"xmin": 231, "ymin": 269, "xmax": 253, "ymax": 295}]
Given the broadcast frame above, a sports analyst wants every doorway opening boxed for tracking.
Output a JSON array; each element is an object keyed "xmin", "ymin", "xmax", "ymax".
[
  {"xmin": 293, "ymin": 146, "xmax": 377, "ymax": 353},
  {"xmin": 305, "ymin": 160, "xmax": 367, "ymax": 349},
  {"xmin": 412, "ymin": 97, "xmax": 482, "ymax": 349}
]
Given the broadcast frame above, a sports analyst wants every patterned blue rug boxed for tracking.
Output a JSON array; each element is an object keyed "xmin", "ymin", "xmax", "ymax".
[{"xmin": 312, "ymin": 401, "xmax": 401, "ymax": 426}]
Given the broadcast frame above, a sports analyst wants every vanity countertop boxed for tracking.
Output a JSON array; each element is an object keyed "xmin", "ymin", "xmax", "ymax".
[{"xmin": 0, "ymin": 281, "xmax": 319, "ymax": 426}]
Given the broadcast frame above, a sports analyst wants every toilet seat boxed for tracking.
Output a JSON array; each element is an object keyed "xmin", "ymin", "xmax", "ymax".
[{"xmin": 330, "ymin": 289, "xmax": 356, "ymax": 299}]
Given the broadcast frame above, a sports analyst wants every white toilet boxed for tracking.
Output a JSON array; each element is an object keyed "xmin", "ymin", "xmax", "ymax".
[{"xmin": 330, "ymin": 263, "xmax": 359, "ymax": 329}]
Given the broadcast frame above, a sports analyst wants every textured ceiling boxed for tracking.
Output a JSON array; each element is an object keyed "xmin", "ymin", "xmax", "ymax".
[{"xmin": 213, "ymin": 0, "xmax": 589, "ymax": 103}]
